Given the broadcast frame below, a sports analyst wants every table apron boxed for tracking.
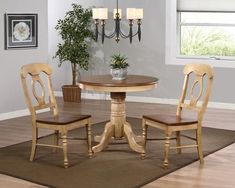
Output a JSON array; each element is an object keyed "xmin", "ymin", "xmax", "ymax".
[{"xmin": 78, "ymin": 84, "xmax": 156, "ymax": 92}]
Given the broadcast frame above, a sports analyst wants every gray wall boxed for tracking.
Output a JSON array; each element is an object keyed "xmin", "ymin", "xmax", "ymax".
[
  {"xmin": 1, "ymin": 0, "xmax": 234, "ymax": 114},
  {"xmin": 0, "ymin": 0, "xmax": 48, "ymax": 113},
  {"xmin": 49, "ymin": 0, "xmax": 235, "ymax": 103}
]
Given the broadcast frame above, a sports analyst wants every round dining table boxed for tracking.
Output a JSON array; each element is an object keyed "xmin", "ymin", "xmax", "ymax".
[{"xmin": 78, "ymin": 75, "xmax": 158, "ymax": 155}]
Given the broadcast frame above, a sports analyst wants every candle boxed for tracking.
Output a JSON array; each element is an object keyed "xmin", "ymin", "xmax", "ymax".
[
  {"xmin": 135, "ymin": 9, "xmax": 143, "ymax": 19},
  {"xmin": 126, "ymin": 8, "xmax": 136, "ymax": 20},
  {"xmin": 113, "ymin": 9, "xmax": 122, "ymax": 19}
]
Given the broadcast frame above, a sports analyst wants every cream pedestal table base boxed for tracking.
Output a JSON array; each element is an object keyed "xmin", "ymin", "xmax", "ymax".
[
  {"xmin": 78, "ymin": 75, "xmax": 158, "ymax": 155},
  {"xmin": 92, "ymin": 92, "xmax": 144, "ymax": 154}
]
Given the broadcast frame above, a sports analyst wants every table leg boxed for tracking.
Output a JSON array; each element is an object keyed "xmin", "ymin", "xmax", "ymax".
[
  {"xmin": 124, "ymin": 122, "xmax": 145, "ymax": 153},
  {"xmin": 92, "ymin": 122, "xmax": 114, "ymax": 153}
]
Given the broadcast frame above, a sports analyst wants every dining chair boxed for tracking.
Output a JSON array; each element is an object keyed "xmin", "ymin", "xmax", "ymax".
[
  {"xmin": 142, "ymin": 64, "xmax": 214, "ymax": 168},
  {"xmin": 20, "ymin": 63, "xmax": 92, "ymax": 168}
]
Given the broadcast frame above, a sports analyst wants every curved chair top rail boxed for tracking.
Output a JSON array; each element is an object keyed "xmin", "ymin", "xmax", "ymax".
[
  {"xmin": 20, "ymin": 63, "xmax": 58, "ymax": 117},
  {"xmin": 177, "ymin": 64, "xmax": 214, "ymax": 121},
  {"xmin": 21, "ymin": 63, "xmax": 52, "ymax": 78},
  {"xmin": 184, "ymin": 64, "xmax": 214, "ymax": 79}
]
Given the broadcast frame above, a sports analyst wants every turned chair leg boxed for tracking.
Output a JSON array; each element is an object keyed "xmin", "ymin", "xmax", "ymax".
[
  {"xmin": 164, "ymin": 131, "xmax": 172, "ymax": 168},
  {"xmin": 53, "ymin": 130, "xmax": 59, "ymax": 153},
  {"xmin": 176, "ymin": 131, "xmax": 182, "ymax": 154},
  {"xmin": 86, "ymin": 122, "xmax": 92, "ymax": 158},
  {"xmin": 30, "ymin": 127, "xmax": 38, "ymax": 161},
  {"xmin": 62, "ymin": 132, "xmax": 68, "ymax": 168},
  {"xmin": 196, "ymin": 127, "xmax": 204, "ymax": 164},
  {"xmin": 141, "ymin": 119, "xmax": 148, "ymax": 159}
]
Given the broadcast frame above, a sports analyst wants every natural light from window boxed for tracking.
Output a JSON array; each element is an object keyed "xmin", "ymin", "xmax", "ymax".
[{"xmin": 179, "ymin": 12, "xmax": 235, "ymax": 59}]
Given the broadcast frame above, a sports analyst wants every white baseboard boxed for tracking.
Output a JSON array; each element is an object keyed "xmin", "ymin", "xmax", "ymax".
[
  {"xmin": 0, "ymin": 109, "xmax": 49, "ymax": 121},
  {"xmin": 0, "ymin": 92, "xmax": 106, "ymax": 121},
  {"xmin": 0, "ymin": 109, "xmax": 30, "ymax": 121},
  {"xmin": 54, "ymin": 91, "xmax": 63, "ymax": 97},
  {"xmin": 1, "ymin": 91, "xmax": 234, "ymax": 121},
  {"xmin": 55, "ymin": 91, "xmax": 235, "ymax": 110},
  {"xmin": 54, "ymin": 91, "xmax": 109, "ymax": 100},
  {"xmin": 125, "ymin": 96, "xmax": 235, "ymax": 110}
]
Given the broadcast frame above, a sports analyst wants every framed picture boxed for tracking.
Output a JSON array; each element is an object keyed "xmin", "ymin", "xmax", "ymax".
[{"xmin": 4, "ymin": 13, "xmax": 38, "ymax": 49}]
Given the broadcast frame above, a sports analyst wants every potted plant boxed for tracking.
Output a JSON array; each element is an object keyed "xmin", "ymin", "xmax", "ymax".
[
  {"xmin": 110, "ymin": 54, "xmax": 129, "ymax": 80},
  {"xmin": 54, "ymin": 4, "xmax": 93, "ymax": 102}
]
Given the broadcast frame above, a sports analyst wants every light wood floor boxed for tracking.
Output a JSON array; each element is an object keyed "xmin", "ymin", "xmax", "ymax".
[{"xmin": 0, "ymin": 98, "xmax": 235, "ymax": 188}]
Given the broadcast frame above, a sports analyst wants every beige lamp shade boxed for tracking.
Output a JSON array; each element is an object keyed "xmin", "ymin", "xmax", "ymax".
[
  {"xmin": 92, "ymin": 8, "xmax": 108, "ymax": 20},
  {"xmin": 127, "ymin": 8, "xmax": 136, "ymax": 20},
  {"xmin": 92, "ymin": 8, "xmax": 100, "ymax": 19},
  {"xmin": 135, "ymin": 9, "xmax": 143, "ymax": 19},
  {"xmin": 99, "ymin": 8, "xmax": 108, "ymax": 20}
]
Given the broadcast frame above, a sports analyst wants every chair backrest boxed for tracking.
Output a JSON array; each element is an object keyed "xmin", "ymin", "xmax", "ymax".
[
  {"xmin": 176, "ymin": 64, "xmax": 214, "ymax": 122},
  {"xmin": 20, "ymin": 63, "xmax": 58, "ymax": 119}
]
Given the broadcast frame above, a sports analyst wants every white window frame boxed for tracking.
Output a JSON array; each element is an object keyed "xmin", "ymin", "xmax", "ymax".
[{"xmin": 165, "ymin": 0, "xmax": 235, "ymax": 68}]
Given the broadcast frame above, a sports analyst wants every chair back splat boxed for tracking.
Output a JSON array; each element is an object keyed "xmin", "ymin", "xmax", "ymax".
[
  {"xmin": 20, "ymin": 63, "xmax": 58, "ymax": 118},
  {"xmin": 177, "ymin": 64, "xmax": 214, "ymax": 122}
]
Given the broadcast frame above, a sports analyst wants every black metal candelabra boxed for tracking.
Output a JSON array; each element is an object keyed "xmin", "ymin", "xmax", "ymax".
[{"xmin": 93, "ymin": 0, "xmax": 142, "ymax": 44}]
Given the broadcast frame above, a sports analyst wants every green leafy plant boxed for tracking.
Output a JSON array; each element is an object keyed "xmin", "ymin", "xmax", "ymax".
[
  {"xmin": 110, "ymin": 54, "xmax": 129, "ymax": 69},
  {"xmin": 54, "ymin": 4, "xmax": 93, "ymax": 85}
]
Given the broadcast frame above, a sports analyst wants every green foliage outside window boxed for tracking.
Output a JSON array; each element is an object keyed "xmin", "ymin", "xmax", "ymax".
[{"xmin": 181, "ymin": 26, "xmax": 235, "ymax": 57}]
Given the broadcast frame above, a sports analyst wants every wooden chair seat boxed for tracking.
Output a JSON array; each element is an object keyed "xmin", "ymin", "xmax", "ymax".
[
  {"xmin": 36, "ymin": 113, "xmax": 91, "ymax": 125},
  {"xmin": 143, "ymin": 114, "xmax": 198, "ymax": 126}
]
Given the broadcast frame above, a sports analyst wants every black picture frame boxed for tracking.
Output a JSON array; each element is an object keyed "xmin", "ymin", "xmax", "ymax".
[{"xmin": 4, "ymin": 13, "xmax": 38, "ymax": 49}]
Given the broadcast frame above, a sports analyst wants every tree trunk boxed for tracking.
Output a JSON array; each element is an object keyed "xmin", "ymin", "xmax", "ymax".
[{"xmin": 71, "ymin": 63, "xmax": 77, "ymax": 86}]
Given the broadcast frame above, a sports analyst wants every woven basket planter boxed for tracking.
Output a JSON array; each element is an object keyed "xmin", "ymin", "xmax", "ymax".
[{"xmin": 62, "ymin": 85, "xmax": 81, "ymax": 102}]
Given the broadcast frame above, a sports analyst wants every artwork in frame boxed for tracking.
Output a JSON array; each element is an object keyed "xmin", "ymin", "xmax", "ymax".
[{"xmin": 4, "ymin": 13, "xmax": 38, "ymax": 49}]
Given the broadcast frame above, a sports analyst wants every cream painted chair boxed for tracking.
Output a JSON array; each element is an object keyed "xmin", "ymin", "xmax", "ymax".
[
  {"xmin": 142, "ymin": 64, "xmax": 214, "ymax": 168},
  {"xmin": 20, "ymin": 63, "xmax": 92, "ymax": 168}
]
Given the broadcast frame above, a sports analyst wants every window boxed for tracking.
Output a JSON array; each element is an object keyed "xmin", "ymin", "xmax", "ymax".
[
  {"xmin": 178, "ymin": 12, "xmax": 235, "ymax": 60},
  {"xmin": 166, "ymin": 0, "xmax": 235, "ymax": 67}
]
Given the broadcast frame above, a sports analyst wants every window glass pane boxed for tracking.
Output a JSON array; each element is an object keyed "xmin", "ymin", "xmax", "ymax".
[
  {"xmin": 180, "ymin": 26, "xmax": 235, "ymax": 56},
  {"xmin": 181, "ymin": 12, "xmax": 235, "ymax": 24}
]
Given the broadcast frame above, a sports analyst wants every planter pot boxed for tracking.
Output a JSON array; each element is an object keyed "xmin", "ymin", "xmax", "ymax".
[
  {"xmin": 110, "ymin": 68, "xmax": 128, "ymax": 80},
  {"xmin": 62, "ymin": 85, "xmax": 81, "ymax": 102}
]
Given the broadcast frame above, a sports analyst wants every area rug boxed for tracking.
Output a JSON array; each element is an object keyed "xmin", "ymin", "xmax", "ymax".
[{"xmin": 0, "ymin": 117, "xmax": 235, "ymax": 188}]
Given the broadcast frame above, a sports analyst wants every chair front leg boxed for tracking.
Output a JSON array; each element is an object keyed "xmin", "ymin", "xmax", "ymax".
[
  {"xmin": 176, "ymin": 131, "xmax": 182, "ymax": 154},
  {"xmin": 164, "ymin": 130, "xmax": 172, "ymax": 168},
  {"xmin": 141, "ymin": 119, "xmax": 148, "ymax": 159},
  {"xmin": 62, "ymin": 132, "xmax": 68, "ymax": 168},
  {"xmin": 53, "ymin": 130, "xmax": 59, "ymax": 153},
  {"xmin": 30, "ymin": 126, "xmax": 38, "ymax": 161},
  {"xmin": 86, "ymin": 121, "xmax": 92, "ymax": 158},
  {"xmin": 196, "ymin": 125, "xmax": 204, "ymax": 165}
]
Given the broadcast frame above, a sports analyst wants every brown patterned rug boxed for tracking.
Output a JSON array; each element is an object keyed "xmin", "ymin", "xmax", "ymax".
[{"xmin": 0, "ymin": 117, "xmax": 235, "ymax": 188}]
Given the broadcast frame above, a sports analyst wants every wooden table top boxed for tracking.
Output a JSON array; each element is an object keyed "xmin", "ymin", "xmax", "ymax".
[
  {"xmin": 78, "ymin": 74, "xmax": 158, "ymax": 87},
  {"xmin": 78, "ymin": 74, "xmax": 159, "ymax": 92}
]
